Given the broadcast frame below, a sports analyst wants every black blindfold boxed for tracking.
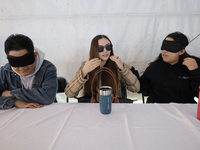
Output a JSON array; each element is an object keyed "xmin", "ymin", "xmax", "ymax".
[
  {"xmin": 7, "ymin": 51, "xmax": 35, "ymax": 67},
  {"xmin": 161, "ymin": 40, "xmax": 184, "ymax": 53}
]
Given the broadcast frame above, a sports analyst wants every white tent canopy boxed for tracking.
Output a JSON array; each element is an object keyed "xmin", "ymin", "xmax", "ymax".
[{"xmin": 0, "ymin": 0, "xmax": 200, "ymax": 81}]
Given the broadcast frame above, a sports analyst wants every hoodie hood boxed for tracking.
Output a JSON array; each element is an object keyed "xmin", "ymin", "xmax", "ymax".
[
  {"xmin": 12, "ymin": 47, "xmax": 45, "ymax": 89},
  {"xmin": 30, "ymin": 47, "xmax": 45, "ymax": 76}
]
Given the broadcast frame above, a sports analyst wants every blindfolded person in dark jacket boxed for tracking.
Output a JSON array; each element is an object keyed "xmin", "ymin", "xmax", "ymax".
[
  {"xmin": 0, "ymin": 34, "xmax": 58, "ymax": 109},
  {"xmin": 140, "ymin": 31, "xmax": 200, "ymax": 103}
]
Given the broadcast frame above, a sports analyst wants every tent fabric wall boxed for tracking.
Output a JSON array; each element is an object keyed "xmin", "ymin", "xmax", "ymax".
[{"xmin": 0, "ymin": 0, "xmax": 200, "ymax": 81}]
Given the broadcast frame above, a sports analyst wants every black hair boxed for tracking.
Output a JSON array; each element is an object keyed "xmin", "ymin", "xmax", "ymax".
[
  {"xmin": 4, "ymin": 34, "xmax": 34, "ymax": 55},
  {"xmin": 165, "ymin": 31, "xmax": 189, "ymax": 49},
  {"xmin": 150, "ymin": 31, "xmax": 200, "ymax": 65}
]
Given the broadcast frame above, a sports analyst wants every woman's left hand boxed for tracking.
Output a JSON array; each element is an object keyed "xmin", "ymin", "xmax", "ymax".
[
  {"xmin": 110, "ymin": 56, "xmax": 124, "ymax": 70},
  {"xmin": 182, "ymin": 57, "xmax": 198, "ymax": 70}
]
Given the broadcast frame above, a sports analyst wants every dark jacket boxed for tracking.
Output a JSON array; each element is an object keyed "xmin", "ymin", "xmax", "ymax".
[
  {"xmin": 0, "ymin": 60, "xmax": 58, "ymax": 109},
  {"xmin": 140, "ymin": 59, "xmax": 200, "ymax": 103}
]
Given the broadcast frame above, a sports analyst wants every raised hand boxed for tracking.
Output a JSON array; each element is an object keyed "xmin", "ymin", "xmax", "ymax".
[
  {"xmin": 182, "ymin": 57, "xmax": 198, "ymax": 70},
  {"xmin": 82, "ymin": 56, "xmax": 101, "ymax": 77},
  {"xmin": 110, "ymin": 56, "xmax": 124, "ymax": 70}
]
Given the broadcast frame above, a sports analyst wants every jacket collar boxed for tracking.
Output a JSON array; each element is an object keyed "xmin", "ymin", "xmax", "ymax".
[{"xmin": 3, "ymin": 63, "xmax": 14, "ymax": 72}]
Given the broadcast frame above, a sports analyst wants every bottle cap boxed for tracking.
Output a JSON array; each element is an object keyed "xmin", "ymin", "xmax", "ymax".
[{"xmin": 99, "ymin": 86, "xmax": 112, "ymax": 96}]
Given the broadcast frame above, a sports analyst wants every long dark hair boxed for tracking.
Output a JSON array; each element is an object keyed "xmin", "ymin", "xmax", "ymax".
[
  {"xmin": 83, "ymin": 35, "xmax": 119, "ymax": 97},
  {"xmin": 150, "ymin": 31, "xmax": 200, "ymax": 65}
]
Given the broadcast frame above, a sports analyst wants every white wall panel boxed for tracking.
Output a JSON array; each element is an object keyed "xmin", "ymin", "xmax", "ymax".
[{"xmin": 0, "ymin": 0, "xmax": 200, "ymax": 81}]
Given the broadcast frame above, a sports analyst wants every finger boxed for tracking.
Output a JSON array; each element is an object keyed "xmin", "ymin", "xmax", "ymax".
[
  {"xmin": 93, "ymin": 61, "xmax": 101, "ymax": 67},
  {"xmin": 90, "ymin": 60, "xmax": 101, "ymax": 69},
  {"xmin": 34, "ymin": 103, "xmax": 43, "ymax": 108},
  {"xmin": 111, "ymin": 57, "xmax": 120, "ymax": 63},
  {"xmin": 183, "ymin": 58, "xmax": 190, "ymax": 63},
  {"xmin": 88, "ymin": 59, "xmax": 101, "ymax": 66},
  {"xmin": 37, "ymin": 104, "xmax": 44, "ymax": 108},
  {"xmin": 182, "ymin": 60, "xmax": 188, "ymax": 65},
  {"xmin": 112, "ymin": 56, "xmax": 119, "ymax": 59},
  {"xmin": 26, "ymin": 103, "xmax": 41, "ymax": 108},
  {"xmin": 182, "ymin": 60, "xmax": 192, "ymax": 68},
  {"xmin": 184, "ymin": 58, "xmax": 195, "ymax": 63},
  {"xmin": 183, "ymin": 59, "xmax": 192, "ymax": 65},
  {"xmin": 110, "ymin": 56, "xmax": 116, "ymax": 61},
  {"xmin": 182, "ymin": 62, "xmax": 187, "ymax": 67},
  {"xmin": 185, "ymin": 57, "xmax": 191, "ymax": 59},
  {"xmin": 110, "ymin": 56, "xmax": 115, "ymax": 59},
  {"xmin": 90, "ymin": 59, "xmax": 101, "ymax": 65},
  {"xmin": 27, "ymin": 105, "xmax": 36, "ymax": 108},
  {"xmin": 110, "ymin": 56, "xmax": 119, "ymax": 60},
  {"xmin": 89, "ymin": 58, "xmax": 100, "ymax": 62}
]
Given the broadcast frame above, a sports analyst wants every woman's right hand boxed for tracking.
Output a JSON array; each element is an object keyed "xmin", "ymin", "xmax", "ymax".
[{"xmin": 82, "ymin": 56, "xmax": 101, "ymax": 77}]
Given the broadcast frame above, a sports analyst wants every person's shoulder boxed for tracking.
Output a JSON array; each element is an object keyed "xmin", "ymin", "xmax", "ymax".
[
  {"xmin": 146, "ymin": 60, "xmax": 163, "ymax": 70},
  {"xmin": 143, "ymin": 61, "xmax": 165, "ymax": 76},
  {"xmin": 0, "ymin": 63, "xmax": 12, "ymax": 72},
  {"xmin": 194, "ymin": 57, "xmax": 200, "ymax": 65},
  {"xmin": 0, "ymin": 63, "xmax": 13, "ymax": 80},
  {"xmin": 42, "ymin": 60, "xmax": 55, "ymax": 67},
  {"xmin": 40, "ymin": 60, "xmax": 57, "ymax": 72}
]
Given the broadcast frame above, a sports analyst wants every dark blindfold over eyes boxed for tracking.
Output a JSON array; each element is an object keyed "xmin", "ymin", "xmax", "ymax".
[
  {"xmin": 161, "ymin": 40, "xmax": 185, "ymax": 53},
  {"xmin": 98, "ymin": 44, "xmax": 112, "ymax": 53},
  {"xmin": 7, "ymin": 51, "xmax": 35, "ymax": 67}
]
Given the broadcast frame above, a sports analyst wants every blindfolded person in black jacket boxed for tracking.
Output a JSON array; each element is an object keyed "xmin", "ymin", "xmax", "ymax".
[{"xmin": 140, "ymin": 31, "xmax": 200, "ymax": 103}]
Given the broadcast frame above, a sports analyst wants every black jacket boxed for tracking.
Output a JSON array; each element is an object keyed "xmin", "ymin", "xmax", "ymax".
[{"xmin": 140, "ymin": 60, "xmax": 200, "ymax": 103}]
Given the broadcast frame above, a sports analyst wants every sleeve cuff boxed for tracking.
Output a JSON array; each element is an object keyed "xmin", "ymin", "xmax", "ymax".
[
  {"xmin": 189, "ymin": 67, "xmax": 200, "ymax": 76},
  {"xmin": 79, "ymin": 70, "xmax": 89, "ymax": 84},
  {"xmin": 3, "ymin": 97, "xmax": 17, "ymax": 109},
  {"xmin": 119, "ymin": 64, "xmax": 129, "ymax": 76}
]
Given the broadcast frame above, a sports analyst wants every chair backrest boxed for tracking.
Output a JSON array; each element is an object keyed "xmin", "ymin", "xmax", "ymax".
[
  {"xmin": 57, "ymin": 77, "xmax": 67, "ymax": 93},
  {"xmin": 142, "ymin": 91, "xmax": 149, "ymax": 103}
]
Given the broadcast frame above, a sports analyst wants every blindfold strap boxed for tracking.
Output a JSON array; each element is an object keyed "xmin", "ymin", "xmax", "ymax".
[
  {"xmin": 7, "ymin": 51, "xmax": 35, "ymax": 67},
  {"xmin": 161, "ymin": 40, "xmax": 184, "ymax": 53}
]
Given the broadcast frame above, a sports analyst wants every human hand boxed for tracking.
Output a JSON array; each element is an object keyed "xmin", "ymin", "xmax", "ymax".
[
  {"xmin": 82, "ymin": 56, "xmax": 101, "ymax": 77},
  {"xmin": 123, "ymin": 62, "xmax": 132, "ymax": 69},
  {"xmin": 1, "ymin": 90, "xmax": 12, "ymax": 97},
  {"xmin": 14, "ymin": 100, "xmax": 44, "ymax": 109},
  {"xmin": 110, "ymin": 56, "xmax": 124, "ymax": 70},
  {"xmin": 182, "ymin": 57, "xmax": 198, "ymax": 70}
]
